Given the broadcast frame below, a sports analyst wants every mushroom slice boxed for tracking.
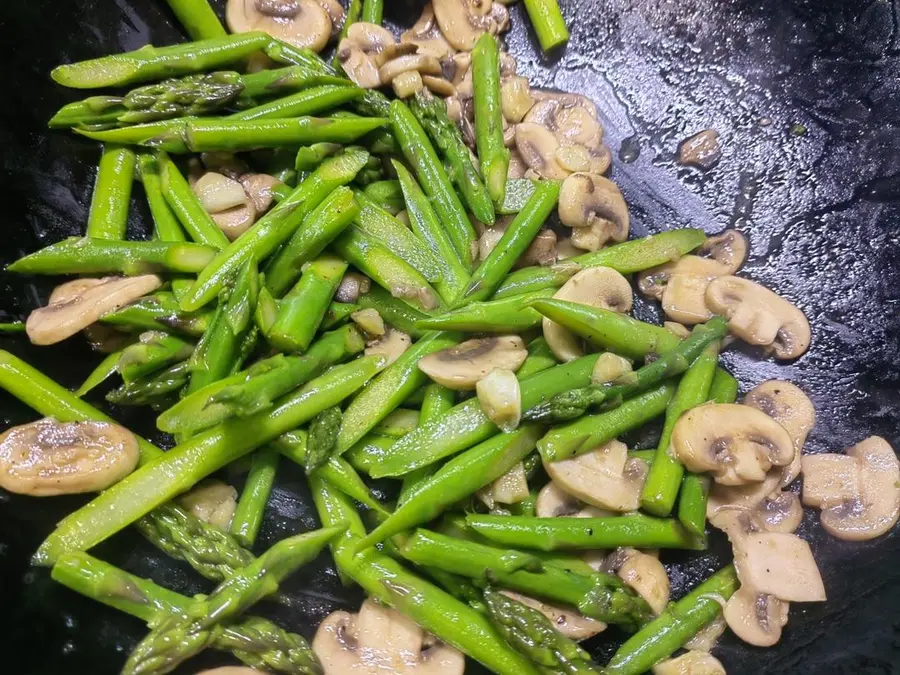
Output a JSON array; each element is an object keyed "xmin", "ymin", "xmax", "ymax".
[
  {"xmin": 478, "ymin": 461, "xmax": 529, "ymax": 508},
  {"xmin": 0, "ymin": 418, "xmax": 140, "ymax": 496},
  {"xmin": 476, "ymin": 368, "xmax": 521, "ymax": 432},
  {"xmin": 179, "ymin": 480, "xmax": 239, "ymax": 530},
  {"xmin": 707, "ymin": 471, "xmax": 782, "ymax": 525},
  {"xmin": 515, "ymin": 123, "xmax": 571, "ymax": 180},
  {"xmin": 422, "ymin": 75, "xmax": 456, "ymax": 97},
  {"xmin": 705, "ymin": 276, "xmax": 811, "ymax": 359},
  {"xmin": 507, "ymin": 149, "xmax": 528, "ymax": 179},
  {"xmin": 652, "ymin": 650, "xmax": 725, "ymax": 675},
  {"xmin": 733, "ymin": 532, "xmax": 826, "ymax": 602},
  {"xmin": 337, "ymin": 22, "xmax": 396, "ymax": 89},
  {"xmin": 27, "ymin": 275, "xmax": 162, "ymax": 346},
  {"xmin": 535, "ymin": 481, "xmax": 613, "ymax": 518},
  {"xmin": 545, "ymin": 440, "xmax": 649, "ymax": 512},
  {"xmin": 744, "ymin": 380, "xmax": 815, "ymax": 487},
  {"xmin": 672, "ymin": 404, "xmax": 795, "ymax": 486},
  {"xmin": 684, "ymin": 614, "xmax": 726, "ymax": 652},
  {"xmin": 603, "ymin": 548, "xmax": 670, "ymax": 615},
  {"xmin": 724, "ymin": 587, "xmax": 788, "ymax": 647},
  {"xmin": 591, "ymin": 353, "xmax": 633, "ymax": 385},
  {"xmin": 515, "ymin": 228, "xmax": 558, "ymax": 268},
  {"xmin": 802, "ymin": 436, "xmax": 900, "ymax": 541},
  {"xmin": 559, "ymin": 173, "xmax": 629, "ymax": 245},
  {"xmin": 639, "ymin": 256, "xmax": 727, "ymax": 325},
  {"xmin": 501, "ymin": 76, "xmax": 534, "ymax": 123},
  {"xmin": 500, "ymin": 591, "xmax": 606, "ymax": 641},
  {"xmin": 393, "ymin": 70, "xmax": 426, "ymax": 99},
  {"xmin": 194, "ymin": 171, "xmax": 248, "ymax": 213},
  {"xmin": 699, "ymin": 229, "xmax": 747, "ymax": 273},
  {"xmin": 365, "ymin": 329, "xmax": 411, "ymax": 368},
  {"xmin": 211, "ymin": 202, "xmax": 258, "ymax": 240},
  {"xmin": 379, "ymin": 54, "xmax": 443, "ymax": 85},
  {"xmin": 240, "ymin": 172, "xmax": 281, "ymax": 214},
  {"xmin": 335, "ymin": 272, "xmax": 371, "ymax": 303},
  {"xmin": 316, "ymin": 0, "xmax": 344, "ymax": 37},
  {"xmin": 401, "ymin": 4, "xmax": 456, "ymax": 59},
  {"xmin": 543, "ymin": 267, "xmax": 633, "ymax": 362},
  {"xmin": 313, "ymin": 599, "xmax": 464, "ymax": 674},
  {"xmin": 418, "ymin": 336, "xmax": 527, "ymax": 391},
  {"xmin": 754, "ymin": 490, "xmax": 803, "ymax": 534},
  {"xmin": 525, "ymin": 96, "xmax": 604, "ymax": 149},
  {"xmin": 226, "ymin": 0, "xmax": 332, "ymax": 52},
  {"xmin": 433, "ymin": 0, "xmax": 509, "ymax": 51}
]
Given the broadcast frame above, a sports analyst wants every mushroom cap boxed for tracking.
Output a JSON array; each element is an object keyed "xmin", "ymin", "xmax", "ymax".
[
  {"xmin": 227, "ymin": 0, "xmax": 332, "ymax": 52},
  {"xmin": 706, "ymin": 275, "xmax": 811, "ymax": 359},
  {"xmin": 514, "ymin": 123, "xmax": 571, "ymax": 180},
  {"xmin": 0, "ymin": 418, "xmax": 139, "ymax": 496},
  {"xmin": 744, "ymin": 380, "xmax": 815, "ymax": 486},
  {"xmin": 535, "ymin": 481, "xmax": 614, "ymax": 518},
  {"xmin": 27, "ymin": 275, "xmax": 162, "ymax": 346},
  {"xmin": 558, "ymin": 173, "xmax": 630, "ymax": 243},
  {"xmin": 808, "ymin": 436, "xmax": 900, "ymax": 542},
  {"xmin": 733, "ymin": 531, "xmax": 826, "ymax": 602},
  {"xmin": 179, "ymin": 480, "xmax": 239, "ymax": 530},
  {"xmin": 754, "ymin": 490, "xmax": 803, "ymax": 534},
  {"xmin": 313, "ymin": 599, "xmax": 464, "ymax": 674},
  {"xmin": 706, "ymin": 470, "xmax": 782, "ymax": 526},
  {"xmin": 699, "ymin": 229, "xmax": 748, "ymax": 273},
  {"xmin": 672, "ymin": 403, "xmax": 796, "ymax": 485},
  {"xmin": 476, "ymin": 368, "xmax": 521, "ymax": 432},
  {"xmin": 433, "ymin": 0, "xmax": 508, "ymax": 51},
  {"xmin": 524, "ymin": 96, "xmax": 603, "ymax": 149},
  {"xmin": 652, "ymin": 650, "xmax": 726, "ymax": 675},
  {"xmin": 723, "ymin": 587, "xmax": 788, "ymax": 647},
  {"xmin": 401, "ymin": 3, "xmax": 456, "ymax": 59},
  {"xmin": 365, "ymin": 329, "xmax": 412, "ymax": 368},
  {"xmin": 545, "ymin": 440, "xmax": 649, "ymax": 512},
  {"xmin": 417, "ymin": 336, "xmax": 527, "ymax": 391},
  {"xmin": 604, "ymin": 548, "xmax": 670, "ymax": 614},
  {"xmin": 315, "ymin": 0, "xmax": 345, "ymax": 37},
  {"xmin": 500, "ymin": 591, "xmax": 606, "ymax": 641},
  {"xmin": 543, "ymin": 267, "xmax": 633, "ymax": 362},
  {"xmin": 337, "ymin": 22, "xmax": 397, "ymax": 88}
]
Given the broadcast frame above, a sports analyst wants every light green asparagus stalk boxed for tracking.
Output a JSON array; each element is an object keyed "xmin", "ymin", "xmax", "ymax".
[
  {"xmin": 164, "ymin": 0, "xmax": 227, "ymax": 40},
  {"xmin": 86, "ymin": 145, "xmax": 135, "ymax": 240},
  {"xmin": 305, "ymin": 406, "xmax": 342, "ymax": 473},
  {"xmin": 75, "ymin": 350, "xmax": 124, "ymax": 397},
  {"xmin": 231, "ymin": 448, "xmax": 280, "ymax": 548},
  {"xmin": 158, "ymin": 151, "xmax": 230, "ymax": 249},
  {"xmin": 116, "ymin": 331, "xmax": 194, "ymax": 384},
  {"xmin": 137, "ymin": 154, "xmax": 185, "ymax": 242},
  {"xmin": 105, "ymin": 360, "xmax": 190, "ymax": 406},
  {"xmin": 472, "ymin": 33, "xmax": 510, "ymax": 203},
  {"xmin": 101, "ymin": 291, "xmax": 211, "ymax": 336},
  {"xmin": 523, "ymin": 0, "xmax": 570, "ymax": 52}
]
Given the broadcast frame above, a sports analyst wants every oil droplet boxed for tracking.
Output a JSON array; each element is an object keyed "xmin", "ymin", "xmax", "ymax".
[
  {"xmin": 619, "ymin": 135, "xmax": 641, "ymax": 163},
  {"xmin": 62, "ymin": 640, "xmax": 76, "ymax": 655}
]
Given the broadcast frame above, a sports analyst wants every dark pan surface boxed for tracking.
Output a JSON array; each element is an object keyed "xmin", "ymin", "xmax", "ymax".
[{"xmin": 2, "ymin": 0, "xmax": 900, "ymax": 673}]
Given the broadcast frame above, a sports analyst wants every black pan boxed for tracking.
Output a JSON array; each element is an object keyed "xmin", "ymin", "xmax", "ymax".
[{"xmin": 2, "ymin": 1, "xmax": 899, "ymax": 673}]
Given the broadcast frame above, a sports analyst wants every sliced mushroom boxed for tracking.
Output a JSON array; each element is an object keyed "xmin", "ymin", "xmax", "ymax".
[
  {"xmin": 0, "ymin": 418, "xmax": 140, "ymax": 496},
  {"xmin": 401, "ymin": 4, "xmax": 456, "ymax": 59},
  {"xmin": 500, "ymin": 591, "xmax": 606, "ymax": 641},
  {"xmin": 754, "ymin": 490, "xmax": 803, "ymax": 534},
  {"xmin": 706, "ymin": 470, "xmax": 782, "ymax": 526},
  {"xmin": 226, "ymin": 0, "xmax": 332, "ymax": 52},
  {"xmin": 603, "ymin": 547, "xmax": 670, "ymax": 614},
  {"xmin": 558, "ymin": 173, "xmax": 630, "ymax": 252},
  {"xmin": 336, "ymin": 272, "xmax": 371, "ymax": 303},
  {"xmin": 545, "ymin": 440, "xmax": 648, "ymax": 512},
  {"xmin": 724, "ymin": 587, "xmax": 789, "ymax": 647},
  {"xmin": 684, "ymin": 614, "xmax": 726, "ymax": 652},
  {"xmin": 240, "ymin": 172, "xmax": 281, "ymax": 214},
  {"xmin": 476, "ymin": 368, "xmax": 521, "ymax": 432},
  {"xmin": 699, "ymin": 229, "xmax": 747, "ymax": 273},
  {"xmin": 507, "ymin": 149, "xmax": 528, "ymax": 179},
  {"xmin": 379, "ymin": 54, "xmax": 443, "ymax": 85},
  {"xmin": 672, "ymin": 403, "xmax": 795, "ymax": 485},
  {"xmin": 515, "ymin": 123, "xmax": 571, "ymax": 180},
  {"xmin": 591, "ymin": 352, "xmax": 633, "ymax": 385},
  {"xmin": 525, "ymin": 96, "xmax": 603, "ymax": 150},
  {"xmin": 652, "ymin": 650, "xmax": 725, "ymax": 675},
  {"xmin": 433, "ymin": 0, "xmax": 509, "ymax": 51},
  {"xmin": 543, "ymin": 267, "xmax": 633, "ymax": 362},
  {"xmin": 27, "ymin": 275, "xmax": 162, "ymax": 346},
  {"xmin": 422, "ymin": 75, "xmax": 456, "ymax": 97},
  {"xmin": 556, "ymin": 237, "xmax": 581, "ymax": 261},
  {"xmin": 515, "ymin": 228, "xmax": 558, "ymax": 268},
  {"xmin": 337, "ymin": 22, "xmax": 396, "ymax": 89},
  {"xmin": 501, "ymin": 76, "xmax": 534, "ymax": 123},
  {"xmin": 179, "ymin": 480, "xmax": 238, "ymax": 530},
  {"xmin": 706, "ymin": 276, "xmax": 811, "ymax": 359},
  {"xmin": 477, "ymin": 217, "xmax": 510, "ymax": 260},
  {"xmin": 418, "ymin": 336, "xmax": 527, "ymax": 390},
  {"xmin": 677, "ymin": 129, "xmax": 722, "ymax": 170},
  {"xmin": 733, "ymin": 531, "xmax": 826, "ymax": 602},
  {"xmin": 478, "ymin": 461, "xmax": 528, "ymax": 508},
  {"xmin": 744, "ymin": 380, "xmax": 815, "ymax": 486},
  {"xmin": 316, "ymin": 0, "xmax": 344, "ymax": 37},
  {"xmin": 535, "ymin": 481, "xmax": 614, "ymax": 519},
  {"xmin": 365, "ymin": 329, "xmax": 411, "ymax": 368},
  {"xmin": 393, "ymin": 70, "xmax": 425, "ymax": 98},
  {"xmin": 313, "ymin": 599, "xmax": 464, "ymax": 674},
  {"xmin": 350, "ymin": 308, "xmax": 385, "ymax": 339},
  {"xmin": 194, "ymin": 171, "xmax": 258, "ymax": 240},
  {"xmin": 801, "ymin": 436, "xmax": 900, "ymax": 541}
]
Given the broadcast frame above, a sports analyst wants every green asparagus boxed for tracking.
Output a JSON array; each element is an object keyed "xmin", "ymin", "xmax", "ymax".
[
  {"xmin": 523, "ymin": 0, "xmax": 570, "ymax": 51},
  {"xmin": 305, "ymin": 406, "xmax": 342, "ymax": 473},
  {"xmin": 86, "ymin": 145, "xmax": 135, "ymax": 240},
  {"xmin": 157, "ymin": 150, "xmax": 230, "ymax": 248},
  {"xmin": 472, "ymin": 33, "xmax": 510, "ymax": 203}
]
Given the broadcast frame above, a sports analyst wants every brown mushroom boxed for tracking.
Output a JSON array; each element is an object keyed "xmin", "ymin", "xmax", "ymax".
[
  {"xmin": 418, "ymin": 336, "xmax": 527, "ymax": 390},
  {"xmin": 500, "ymin": 591, "xmax": 606, "ymax": 641},
  {"xmin": 476, "ymin": 368, "xmax": 521, "ymax": 431},
  {"xmin": 27, "ymin": 275, "xmax": 162, "ymax": 346},
  {"xmin": 558, "ymin": 173, "xmax": 630, "ymax": 251},
  {"xmin": 335, "ymin": 272, "xmax": 371, "ymax": 303},
  {"xmin": 535, "ymin": 481, "xmax": 614, "ymax": 519},
  {"xmin": 677, "ymin": 129, "xmax": 722, "ymax": 170},
  {"xmin": 671, "ymin": 403, "xmax": 795, "ymax": 485},
  {"xmin": 337, "ymin": 22, "xmax": 396, "ymax": 89},
  {"xmin": 602, "ymin": 547, "xmax": 670, "ymax": 614},
  {"xmin": 226, "ymin": 0, "xmax": 332, "ymax": 52},
  {"xmin": 801, "ymin": 436, "xmax": 900, "ymax": 541},
  {"xmin": 543, "ymin": 267, "xmax": 633, "ymax": 362},
  {"xmin": 514, "ymin": 123, "xmax": 571, "ymax": 179},
  {"xmin": 652, "ymin": 650, "xmax": 726, "ymax": 675},
  {"xmin": 478, "ymin": 461, "xmax": 528, "ymax": 508},
  {"xmin": 401, "ymin": 4, "xmax": 456, "ymax": 59},
  {"xmin": 179, "ymin": 480, "xmax": 239, "ymax": 529},
  {"xmin": 733, "ymin": 531, "xmax": 826, "ymax": 602},
  {"xmin": 432, "ymin": 0, "xmax": 510, "ymax": 51},
  {"xmin": 545, "ymin": 440, "xmax": 649, "ymax": 512},
  {"xmin": 723, "ymin": 587, "xmax": 788, "ymax": 647},
  {"xmin": 0, "ymin": 418, "xmax": 139, "ymax": 496},
  {"xmin": 744, "ymin": 380, "xmax": 815, "ymax": 486},
  {"xmin": 705, "ymin": 276, "xmax": 811, "ymax": 359},
  {"xmin": 365, "ymin": 329, "xmax": 411, "ymax": 368},
  {"xmin": 313, "ymin": 599, "xmax": 464, "ymax": 674},
  {"xmin": 501, "ymin": 75, "xmax": 534, "ymax": 123}
]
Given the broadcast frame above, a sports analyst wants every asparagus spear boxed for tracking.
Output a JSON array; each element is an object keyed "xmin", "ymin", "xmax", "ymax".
[
  {"xmin": 523, "ymin": 0, "xmax": 570, "ymax": 51},
  {"xmin": 164, "ymin": 0, "xmax": 227, "ymax": 40},
  {"xmin": 101, "ymin": 291, "xmax": 211, "ymax": 336},
  {"xmin": 525, "ymin": 317, "xmax": 728, "ymax": 422},
  {"xmin": 106, "ymin": 359, "xmax": 190, "ymax": 406},
  {"xmin": 75, "ymin": 350, "xmax": 124, "ymax": 397},
  {"xmin": 398, "ymin": 383, "xmax": 456, "ymax": 504},
  {"xmin": 473, "ymin": 33, "xmax": 510, "ymax": 204},
  {"xmin": 117, "ymin": 331, "xmax": 194, "ymax": 384},
  {"xmin": 229, "ymin": 84, "xmax": 363, "ymax": 121},
  {"xmin": 295, "ymin": 142, "xmax": 342, "ymax": 171},
  {"xmin": 86, "ymin": 145, "xmax": 135, "ymax": 240},
  {"xmin": 483, "ymin": 588, "xmax": 604, "ymax": 675},
  {"xmin": 409, "ymin": 92, "xmax": 495, "ymax": 225},
  {"xmin": 497, "ymin": 178, "xmax": 540, "ymax": 215},
  {"xmin": 239, "ymin": 65, "xmax": 347, "ymax": 102},
  {"xmin": 123, "ymin": 526, "xmax": 343, "ymax": 675},
  {"xmin": 305, "ymin": 406, "xmax": 342, "ymax": 473},
  {"xmin": 158, "ymin": 151, "xmax": 230, "ymax": 248},
  {"xmin": 361, "ymin": 0, "xmax": 384, "ymax": 23},
  {"xmin": 356, "ymin": 286, "xmax": 431, "ymax": 338},
  {"xmin": 34, "ymin": 356, "xmax": 385, "ymax": 566},
  {"xmin": 51, "ymin": 553, "xmax": 323, "ymax": 674},
  {"xmin": 7, "ymin": 237, "xmax": 216, "ymax": 276},
  {"xmin": 418, "ymin": 290, "xmax": 553, "ymax": 333},
  {"xmin": 137, "ymin": 154, "xmax": 185, "ymax": 242},
  {"xmin": 231, "ymin": 448, "xmax": 279, "ymax": 548},
  {"xmin": 517, "ymin": 336, "xmax": 559, "ymax": 379},
  {"xmin": 362, "ymin": 179, "xmax": 404, "ymax": 214}
]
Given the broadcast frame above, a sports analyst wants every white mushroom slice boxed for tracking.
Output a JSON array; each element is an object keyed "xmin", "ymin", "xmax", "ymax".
[
  {"xmin": 754, "ymin": 490, "xmax": 803, "ymax": 534},
  {"xmin": 212, "ymin": 202, "xmax": 258, "ymax": 240},
  {"xmin": 240, "ymin": 173, "xmax": 281, "ymax": 214},
  {"xmin": 515, "ymin": 229, "xmax": 558, "ymax": 268},
  {"xmin": 558, "ymin": 174, "xmax": 629, "ymax": 244},
  {"xmin": 536, "ymin": 481, "xmax": 614, "ymax": 518},
  {"xmin": 379, "ymin": 54, "xmax": 443, "ymax": 85},
  {"xmin": 705, "ymin": 276, "xmax": 811, "ymax": 359},
  {"xmin": 401, "ymin": 4, "xmax": 456, "ymax": 59},
  {"xmin": 724, "ymin": 587, "xmax": 788, "ymax": 647},
  {"xmin": 433, "ymin": 0, "xmax": 509, "ymax": 51},
  {"xmin": 350, "ymin": 308, "xmax": 385, "ymax": 338},
  {"xmin": 418, "ymin": 336, "xmax": 527, "ymax": 390},
  {"xmin": 316, "ymin": 0, "xmax": 344, "ymax": 37},
  {"xmin": 699, "ymin": 229, "xmax": 747, "ymax": 272},
  {"xmin": 545, "ymin": 440, "xmax": 649, "ymax": 512},
  {"xmin": 226, "ymin": 0, "xmax": 332, "ymax": 52},
  {"xmin": 337, "ymin": 22, "xmax": 397, "ymax": 89},
  {"xmin": 591, "ymin": 353, "xmax": 633, "ymax": 385},
  {"xmin": 744, "ymin": 380, "xmax": 815, "ymax": 486},
  {"xmin": 365, "ymin": 329, "xmax": 412, "ymax": 368},
  {"xmin": 335, "ymin": 272, "xmax": 371, "ymax": 303},
  {"xmin": 707, "ymin": 471, "xmax": 781, "ymax": 526},
  {"xmin": 640, "ymin": 257, "xmax": 728, "ymax": 325},
  {"xmin": 0, "ymin": 418, "xmax": 140, "ymax": 496},
  {"xmin": 652, "ymin": 650, "xmax": 725, "ymax": 675},
  {"xmin": 543, "ymin": 267, "xmax": 633, "ymax": 362},
  {"xmin": 422, "ymin": 75, "xmax": 456, "ymax": 97},
  {"xmin": 478, "ymin": 218, "xmax": 509, "ymax": 260},
  {"xmin": 27, "ymin": 275, "xmax": 163, "ymax": 346},
  {"xmin": 671, "ymin": 404, "xmax": 795, "ymax": 485},
  {"xmin": 604, "ymin": 548, "xmax": 670, "ymax": 614},
  {"xmin": 393, "ymin": 70, "xmax": 425, "ymax": 98},
  {"xmin": 507, "ymin": 149, "xmax": 528, "ymax": 179},
  {"xmin": 500, "ymin": 591, "xmax": 606, "ymax": 641},
  {"xmin": 556, "ymin": 237, "xmax": 581, "ymax": 261},
  {"xmin": 733, "ymin": 532, "xmax": 825, "ymax": 602},
  {"xmin": 194, "ymin": 172, "xmax": 248, "ymax": 213},
  {"xmin": 684, "ymin": 614, "xmax": 726, "ymax": 652},
  {"xmin": 515, "ymin": 123, "xmax": 571, "ymax": 180},
  {"xmin": 179, "ymin": 480, "xmax": 238, "ymax": 530},
  {"xmin": 501, "ymin": 76, "xmax": 534, "ymax": 123},
  {"xmin": 801, "ymin": 436, "xmax": 900, "ymax": 541},
  {"xmin": 476, "ymin": 368, "xmax": 521, "ymax": 432},
  {"xmin": 313, "ymin": 599, "xmax": 464, "ymax": 674},
  {"xmin": 478, "ymin": 461, "xmax": 529, "ymax": 508},
  {"xmin": 525, "ymin": 96, "xmax": 604, "ymax": 149}
]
